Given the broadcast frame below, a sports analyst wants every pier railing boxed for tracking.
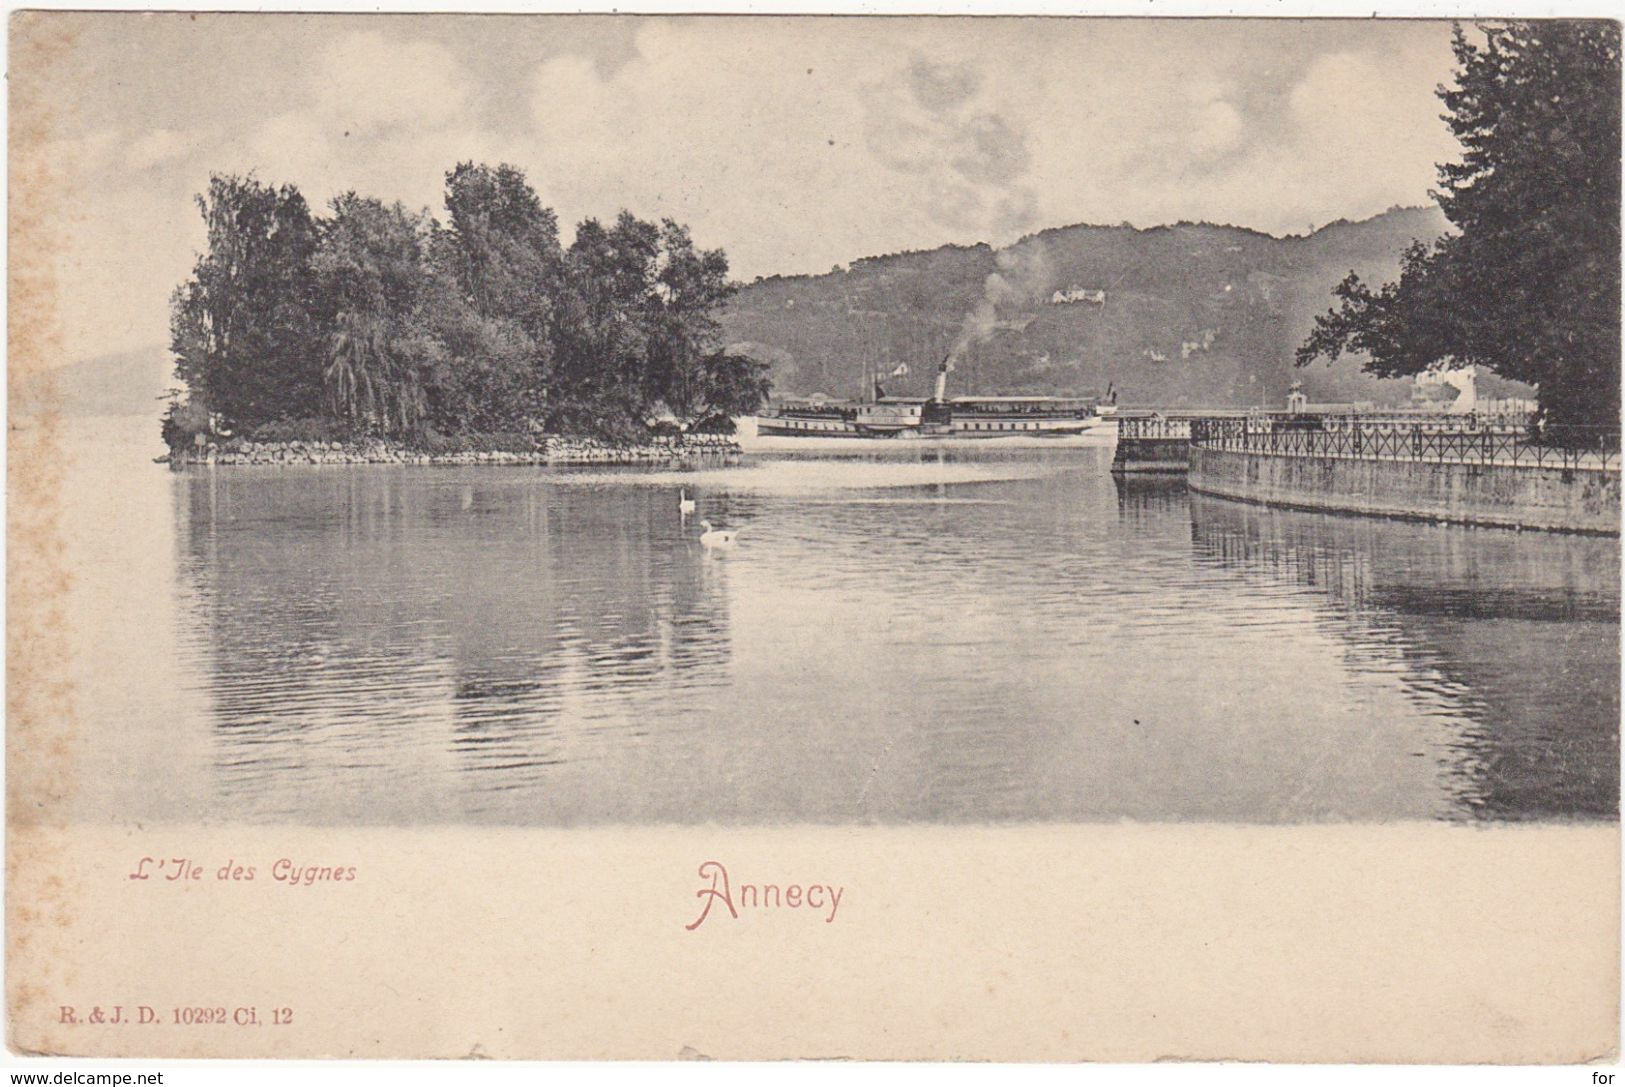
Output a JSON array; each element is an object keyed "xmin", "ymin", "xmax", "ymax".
[
  {"xmin": 1189, "ymin": 416, "xmax": 1620, "ymax": 473},
  {"xmin": 1116, "ymin": 416, "xmax": 1192, "ymax": 440}
]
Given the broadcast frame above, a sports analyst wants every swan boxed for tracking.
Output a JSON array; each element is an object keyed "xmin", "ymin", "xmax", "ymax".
[
  {"xmin": 698, "ymin": 519, "xmax": 738, "ymax": 549},
  {"xmin": 678, "ymin": 488, "xmax": 696, "ymax": 515}
]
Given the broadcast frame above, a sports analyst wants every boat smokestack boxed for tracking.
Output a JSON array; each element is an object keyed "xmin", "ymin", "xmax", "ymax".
[{"xmin": 934, "ymin": 353, "xmax": 952, "ymax": 401}]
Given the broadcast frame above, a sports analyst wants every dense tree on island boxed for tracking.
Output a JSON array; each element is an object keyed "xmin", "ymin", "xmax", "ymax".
[
  {"xmin": 164, "ymin": 162, "xmax": 767, "ymax": 445},
  {"xmin": 421, "ymin": 162, "xmax": 561, "ymax": 433},
  {"xmin": 1297, "ymin": 21, "xmax": 1621, "ymax": 435},
  {"xmin": 167, "ymin": 176, "xmax": 324, "ymax": 435},
  {"xmin": 548, "ymin": 213, "xmax": 663, "ymax": 439},
  {"xmin": 648, "ymin": 221, "xmax": 772, "ymax": 430},
  {"xmin": 314, "ymin": 193, "xmax": 437, "ymax": 435},
  {"xmin": 548, "ymin": 213, "xmax": 771, "ymax": 437}
]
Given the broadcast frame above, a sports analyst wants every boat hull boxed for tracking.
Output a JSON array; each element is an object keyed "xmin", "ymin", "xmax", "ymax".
[
  {"xmin": 756, "ymin": 416, "xmax": 863, "ymax": 437},
  {"xmin": 757, "ymin": 416, "xmax": 1103, "ymax": 439},
  {"xmin": 944, "ymin": 418, "xmax": 1098, "ymax": 437},
  {"xmin": 757, "ymin": 394, "xmax": 1107, "ymax": 439}
]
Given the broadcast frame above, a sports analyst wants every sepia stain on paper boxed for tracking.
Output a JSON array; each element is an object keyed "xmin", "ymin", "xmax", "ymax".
[{"xmin": 8, "ymin": 11, "xmax": 93, "ymax": 1058}]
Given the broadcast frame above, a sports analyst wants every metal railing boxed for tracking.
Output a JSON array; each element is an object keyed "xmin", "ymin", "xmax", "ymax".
[
  {"xmin": 1189, "ymin": 416, "xmax": 1620, "ymax": 473},
  {"xmin": 1117, "ymin": 416, "xmax": 1193, "ymax": 440},
  {"xmin": 1272, "ymin": 410, "xmax": 1537, "ymax": 435}
]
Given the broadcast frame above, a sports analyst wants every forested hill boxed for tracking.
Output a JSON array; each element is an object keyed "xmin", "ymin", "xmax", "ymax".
[{"xmin": 720, "ymin": 206, "xmax": 1524, "ymax": 408}]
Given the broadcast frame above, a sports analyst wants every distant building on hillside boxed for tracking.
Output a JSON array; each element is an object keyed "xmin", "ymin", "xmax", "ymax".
[{"xmin": 1050, "ymin": 286, "xmax": 1106, "ymax": 305}]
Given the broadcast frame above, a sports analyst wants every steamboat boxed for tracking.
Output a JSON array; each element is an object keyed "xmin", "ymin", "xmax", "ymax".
[{"xmin": 758, "ymin": 357, "xmax": 1110, "ymax": 439}]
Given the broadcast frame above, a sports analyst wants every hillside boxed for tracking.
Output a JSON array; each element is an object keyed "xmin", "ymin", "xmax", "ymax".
[
  {"xmin": 13, "ymin": 346, "xmax": 175, "ymax": 419},
  {"xmin": 33, "ymin": 207, "xmax": 1534, "ymax": 422},
  {"xmin": 720, "ymin": 206, "xmax": 1530, "ymax": 408}
]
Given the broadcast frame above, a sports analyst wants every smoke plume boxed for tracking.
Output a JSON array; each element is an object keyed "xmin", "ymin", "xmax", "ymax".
[{"xmin": 949, "ymin": 244, "xmax": 1054, "ymax": 362}]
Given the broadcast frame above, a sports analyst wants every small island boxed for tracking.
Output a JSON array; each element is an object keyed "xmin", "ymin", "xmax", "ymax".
[{"xmin": 162, "ymin": 162, "xmax": 769, "ymax": 467}]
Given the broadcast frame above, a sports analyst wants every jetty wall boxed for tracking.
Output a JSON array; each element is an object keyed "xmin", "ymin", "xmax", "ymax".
[
  {"xmin": 1188, "ymin": 446, "xmax": 1621, "ymax": 534},
  {"xmin": 1110, "ymin": 437, "xmax": 1190, "ymax": 473},
  {"xmin": 1110, "ymin": 416, "xmax": 1196, "ymax": 474},
  {"xmin": 168, "ymin": 433, "xmax": 742, "ymax": 468}
]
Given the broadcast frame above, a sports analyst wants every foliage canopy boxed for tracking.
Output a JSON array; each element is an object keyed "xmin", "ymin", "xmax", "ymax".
[
  {"xmin": 167, "ymin": 163, "xmax": 769, "ymax": 444},
  {"xmin": 1297, "ymin": 21, "xmax": 1621, "ymax": 433}
]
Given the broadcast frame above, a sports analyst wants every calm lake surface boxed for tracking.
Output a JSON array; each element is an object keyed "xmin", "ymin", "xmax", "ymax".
[{"xmin": 58, "ymin": 420, "xmax": 1619, "ymax": 825}]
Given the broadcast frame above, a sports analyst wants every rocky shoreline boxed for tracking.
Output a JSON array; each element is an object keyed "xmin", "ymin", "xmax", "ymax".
[{"xmin": 163, "ymin": 433, "xmax": 744, "ymax": 468}]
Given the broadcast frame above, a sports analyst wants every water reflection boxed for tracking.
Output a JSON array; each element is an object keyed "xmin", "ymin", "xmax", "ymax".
[
  {"xmin": 139, "ymin": 449, "xmax": 1624, "ymax": 825},
  {"xmin": 1187, "ymin": 493, "xmax": 1620, "ymax": 820},
  {"xmin": 177, "ymin": 469, "xmax": 734, "ymax": 821},
  {"xmin": 1112, "ymin": 473, "xmax": 1190, "ymax": 523}
]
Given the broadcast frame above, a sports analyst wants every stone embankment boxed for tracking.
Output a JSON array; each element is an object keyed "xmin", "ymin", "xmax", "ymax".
[
  {"xmin": 166, "ymin": 433, "xmax": 743, "ymax": 468},
  {"xmin": 1110, "ymin": 435, "xmax": 1191, "ymax": 474},
  {"xmin": 1187, "ymin": 446, "xmax": 1621, "ymax": 535}
]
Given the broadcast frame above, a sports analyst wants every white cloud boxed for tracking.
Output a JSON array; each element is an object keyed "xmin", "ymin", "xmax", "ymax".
[
  {"xmin": 220, "ymin": 31, "xmax": 509, "ymax": 218},
  {"xmin": 1024, "ymin": 34, "xmax": 1456, "ymax": 237},
  {"xmin": 34, "ymin": 18, "xmax": 1464, "ymax": 362},
  {"xmin": 1286, "ymin": 47, "xmax": 1460, "ymax": 207},
  {"xmin": 527, "ymin": 22, "xmax": 897, "ymax": 271},
  {"xmin": 525, "ymin": 21, "xmax": 1064, "ymax": 276},
  {"xmin": 1188, "ymin": 94, "xmax": 1245, "ymax": 157},
  {"xmin": 125, "ymin": 128, "xmax": 194, "ymax": 171},
  {"xmin": 310, "ymin": 31, "xmax": 471, "ymax": 136}
]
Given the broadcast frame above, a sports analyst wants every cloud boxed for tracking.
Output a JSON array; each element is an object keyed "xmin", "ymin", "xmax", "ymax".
[
  {"xmin": 125, "ymin": 128, "xmax": 195, "ymax": 171},
  {"xmin": 44, "ymin": 29, "xmax": 501, "ymax": 361},
  {"xmin": 1185, "ymin": 83, "xmax": 1245, "ymax": 157},
  {"xmin": 950, "ymin": 114, "xmax": 1030, "ymax": 185},
  {"xmin": 858, "ymin": 53, "xmax": 1038, "ymax": 238},
  {"xmin": 1025, "ymin": 33, "xmax": 1456, "ymax": 237},
  {"xmin": 908, "ymin": 57, "xmax": 982, "ymax": 113},
  {"xmin": 310, "ymin": 31, "xmax": 471, "ymax": 135},
  {"xmin": 526, "ymin": 21, "xmax": 936, "ymax": 273},
  {"xmin": 219, "ymin": 30, "xmax": 509, "ymax": 219},
  {"xmin": 1286, "ymin": 47, "xmax": 1459, "ymax": 199},
  {"xmin": 33, "ymin": 17, "xmax": 1464, "ymax": 363},
  {"xmin": 1127, "ymin": 43, "xmax": 1458, "ymax": 234}
]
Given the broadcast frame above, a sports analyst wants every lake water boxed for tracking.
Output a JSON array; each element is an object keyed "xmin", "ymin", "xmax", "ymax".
[{"xmin": 49, "ymin": 419, "xmax": 1620, "ymax": 825}]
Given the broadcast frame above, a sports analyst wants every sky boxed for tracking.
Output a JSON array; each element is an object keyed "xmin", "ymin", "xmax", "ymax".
[{"xmin": 13, "ymin": 14, "xmax": 1464, "ymax": 363}]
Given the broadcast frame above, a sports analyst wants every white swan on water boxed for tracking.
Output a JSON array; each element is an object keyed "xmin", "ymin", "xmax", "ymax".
[
  {"xmin": 698, "ymin": 520, "xmax": 738, "ymax": 549},
  {"xmin": 678, "ymin": 488, "xmax": 696, "ymax": 515}
]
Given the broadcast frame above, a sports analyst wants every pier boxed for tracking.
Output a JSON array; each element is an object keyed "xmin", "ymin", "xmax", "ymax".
[
  {"xmin": 1111, "ymin": 411, "xmax": 1622, "ymax": 535},
  {"xmin": 1109, "ymin": 410, "xmax": 1247, "ymax": 473},
  {"xmin": 1108, "ymin": 414, "xmax": 1194, "ymax": 474}
]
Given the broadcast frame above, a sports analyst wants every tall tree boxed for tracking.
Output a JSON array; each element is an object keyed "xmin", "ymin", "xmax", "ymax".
[
  {"xmin": 648, "ymin": 220, "xmax": 769, "ymax": 428},
  {"xmin": 1297, "ymin": 21, "xmax": 1621, "ymax": 434},
  {"xmin": 169, "ymin": 174, "xmax": 324, "ymax": 430},
  {"xmin": 548, "ymin": 213, "xmax": 770, "ymax": 435},
  {"xmin": 667, "ymin": 348, "xmax": 773, "ymax": 431},
  {"xmin": 312, "ymin": 193, "xmax": 436, "ymax": 435},
  {"xmin": 422, "ymin": 162, "xmax": 561, "ymax": 432},
  {"xmin": 549, "ymin": 212, "xmax": 662, "ymax": 437}
]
